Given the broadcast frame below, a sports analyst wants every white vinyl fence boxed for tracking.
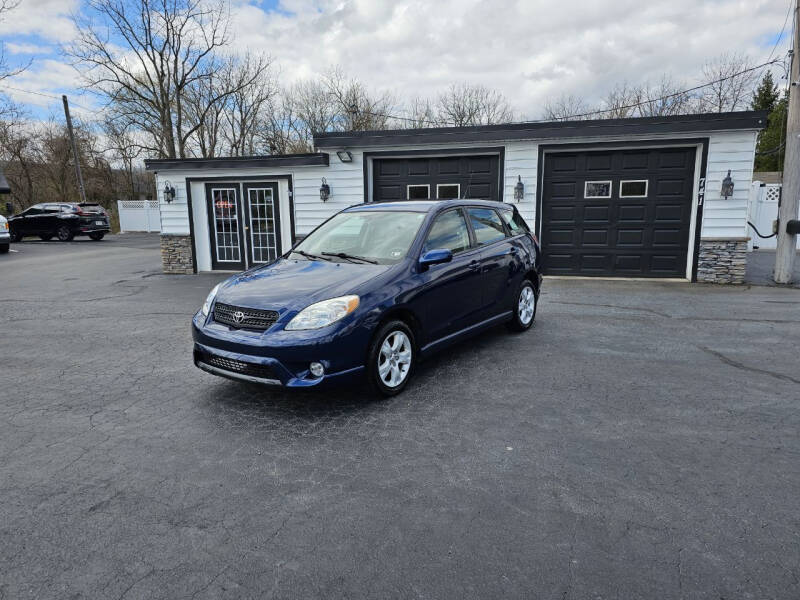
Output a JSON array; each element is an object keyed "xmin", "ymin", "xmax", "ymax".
[
  {"xmin": 747, "ymin": 182, "xmax": 800, "ymax": 250},
  {"xmin": 117, "ymin": 199, "xmax": 160, "ymax": 232}
]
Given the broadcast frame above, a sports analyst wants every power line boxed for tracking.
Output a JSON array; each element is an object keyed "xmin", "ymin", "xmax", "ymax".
[
  {"xmin": 767, "ymin": 0, "xmax": 795, "ymax": 65},
  {"xmin": 0, "ymin": 83, "xmax": 95, "ymax": 112}
]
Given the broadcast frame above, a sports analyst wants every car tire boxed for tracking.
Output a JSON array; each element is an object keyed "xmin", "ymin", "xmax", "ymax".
[
  {"xmin": 507, "ymin": 278, "xmax": 537, "ymax": 332},
  {"xmin": 367, "ymin": 320, "xmax": 416, "ymax": 396},
  {"xmin": 57, "ymin": 225, "xmax": 74, "ymax": 242},
  {"xmin": 9, "ymin": 230, "xmax": 21, "ymax": 243},
  {"xmin": 89, "ymin": 232, "xmax": 105, "ymax": 241},
  {"xmin": 39, "ymin": 234, "xmax": 53, "ymax": 241},
  {"xmin": 0, "ymin": 243, "xmax": 8, "ymax": 254}
]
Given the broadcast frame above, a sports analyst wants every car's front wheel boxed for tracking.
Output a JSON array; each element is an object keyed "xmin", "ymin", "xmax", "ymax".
[
  {"xmin": 57, "ymin": 225, "xmax": 74, "ymax": 242},
  {"xmin": 507, "ymin": 278, "xmax": 537, "ymax": 332},
  {"xmin": 367, "ymin": 320, "xmax": 415, "ymax": 396},
  {"xmin": 9, "ymin": 229, "xmax": 22, "ymax": 243}
]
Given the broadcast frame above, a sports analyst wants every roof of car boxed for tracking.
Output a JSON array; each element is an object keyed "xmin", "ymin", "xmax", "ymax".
[{"xmin": 343, "ymin": 199, "xmax": 510, "ymax": 213}]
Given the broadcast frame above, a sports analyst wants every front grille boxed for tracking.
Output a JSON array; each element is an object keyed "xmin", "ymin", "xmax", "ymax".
[
  {"xmin": 200, "ymin": 353, "xmax": 278, "ymax": 381},
  {"xmin": 213, "ymin": 302, "xmax": 279, "ymax": 330}
]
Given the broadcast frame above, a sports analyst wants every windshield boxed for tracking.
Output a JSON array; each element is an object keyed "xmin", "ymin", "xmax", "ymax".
[{"xmin": 292, "ymin": 210, "xmax": 426, "ymax": 265}]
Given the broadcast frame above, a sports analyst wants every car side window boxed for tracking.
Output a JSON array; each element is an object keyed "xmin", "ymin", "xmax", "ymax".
[
  {"xmin": 466, "ymin": 208, "xmax": 507, "ymax": 246},
  {"xmin": 423, "ymin": 209, "xmax": 471, "ymax": 254},
  {"xmin": 499, "ymin": 208, "xmax": 527, "ymax": 235}
]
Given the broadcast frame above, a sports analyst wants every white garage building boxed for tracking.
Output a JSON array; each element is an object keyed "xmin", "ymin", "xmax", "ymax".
[{"xmin": 145, "ymin": 110, "xmax": 766, "ymax": 283}]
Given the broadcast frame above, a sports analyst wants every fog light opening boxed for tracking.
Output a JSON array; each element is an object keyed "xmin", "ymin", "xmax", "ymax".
[{"xmin": 309, "ymin": 362, "xmax": 325, "ymax": 378}]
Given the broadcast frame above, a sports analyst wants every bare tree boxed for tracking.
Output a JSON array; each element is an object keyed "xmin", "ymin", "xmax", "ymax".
[
  {"xmin": 68, "ymin": 0, "xmax": 234, "ymax": 159},
  {"xmin": 0, "ymin": 105, "xmax": 37, "ymax": 207},
  {"xmin": 634, "ymin": 76, "xmax": 693, "ymax": 116},
  {"xmin": 221, "ymin": 54, "xmax": 277, "ymax": 156},
  {"xmin": 404, "ymin": 96, "xmax": 438, "ymax": 128},
  {"xmin": 436, "ymin": 82, "xmax": 513, "ymax": 126},
  {"xmin": 102, "ymin": 117, "xmax": 144, "ymax": 199},
  {"xmin": 698, "ymin": 53, "xmax": 758, "ymax": 113},
  {"xmin": 541, "ymin": 93, "xmax": 593, "ymax": 121},
  {"xmin": 600, "ymin": 77, "xmax": 693, "ymax": 118},
  {"xmin": 600, "ymin": 83, "xmax": 640, "ymax": 119},
  {"xmin": 323, "ymin": 66, "xmax": 396, "ymax": 131}
]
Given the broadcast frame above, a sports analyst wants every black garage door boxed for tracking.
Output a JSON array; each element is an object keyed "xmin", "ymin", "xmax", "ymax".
[
  {"xmin": 540, "ymin": 147, "xmax": 696, "ymax": 278},
  {"xmin": 372, "ymin": 155, "xmax": 500, "ymax": 202}
]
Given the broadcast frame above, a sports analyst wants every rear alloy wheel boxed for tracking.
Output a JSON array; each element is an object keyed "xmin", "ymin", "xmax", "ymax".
[
  {"xmin": 368, "ymin": 320, "xmax": 415, "ymax": 396},
  {"xmin": 57, "ymin": 225, "xmax": 74, "ymax": 242},
  {"xmin": 89, "ymin": 232, "xmax": 105, "ymax": 241},
  {"xmin": 39, "ymin": 234, "xmax": 53, "ymax": 241},
  {"xmin": 507, "ymin": 279, "xmax": 537, "ymax": 332}
]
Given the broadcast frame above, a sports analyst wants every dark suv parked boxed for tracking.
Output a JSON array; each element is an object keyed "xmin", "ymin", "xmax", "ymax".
[{"xmin": 8, "ymin": 203, "xmax": 110, "ymax": 242}]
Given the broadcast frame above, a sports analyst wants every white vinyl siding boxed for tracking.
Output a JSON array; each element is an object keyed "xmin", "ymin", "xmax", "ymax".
[{"xmin": 701, "ymin": 130, "xmax": 758, "ymax": 239}]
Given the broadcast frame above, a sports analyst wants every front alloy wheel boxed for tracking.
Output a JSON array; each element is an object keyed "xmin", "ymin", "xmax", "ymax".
[{"xmin": 368, "ymin": 320, "xmax": 415, "ymax": 396}]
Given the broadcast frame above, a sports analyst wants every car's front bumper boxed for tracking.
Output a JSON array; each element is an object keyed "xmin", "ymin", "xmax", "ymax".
[{"xmin": 191, "ymin": 311, "xmax": 368, "ymax": 388}]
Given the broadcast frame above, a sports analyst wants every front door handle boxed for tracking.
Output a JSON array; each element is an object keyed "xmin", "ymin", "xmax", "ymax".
[{"xmin": 468, "ymin": 260, "xmax": 480, "ymax": 271}]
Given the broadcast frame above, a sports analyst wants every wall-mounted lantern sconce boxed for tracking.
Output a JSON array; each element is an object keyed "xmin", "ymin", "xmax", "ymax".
[
  {"xmin": 513, "ymin": 175, "xmax": 524, "ymax": 202},
  {"xmin": 163, "ymin": 181, "xmax": 176, "ymax": 203},
  {"xmin": 336, "ymin": 150, "xmax": 353, "ymax": 163},
  {"xmin": 320, "ymin": 177, "xmax": 330, "ymax": 202},
  {"xmin": 720, "ymin": 170, "xmax": 734, "ymax": 199}
]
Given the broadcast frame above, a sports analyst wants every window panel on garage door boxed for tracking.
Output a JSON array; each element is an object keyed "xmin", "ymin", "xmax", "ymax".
[
  {"xmin": 372, "ymin": 155, "xmax": 499, "ymax": 202},
  {"xmin": 540, "ymin": 147, "xmax": 696, "ymax": 278}
]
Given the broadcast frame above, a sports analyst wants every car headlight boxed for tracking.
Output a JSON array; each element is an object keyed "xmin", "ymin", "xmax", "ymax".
[
  {"xmin": 285, "ymin": 295, "xmax": 360, "ymax": 331},
  {"xmin": 201, "ymin": 283, "xmax": 221, "ymax": 316}
]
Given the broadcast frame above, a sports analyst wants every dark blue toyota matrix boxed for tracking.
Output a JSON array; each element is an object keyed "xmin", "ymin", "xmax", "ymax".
[{"xmin": 193, "ymin": 199, "xmax": 542, "ymax": 396}]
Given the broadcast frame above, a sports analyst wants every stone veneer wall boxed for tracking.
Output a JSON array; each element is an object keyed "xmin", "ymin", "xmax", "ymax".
[
  {"xmin": 160, "ymin": 234, "xmax": 194, "ymax": 274},
  {"xmin": 697, "ymin": 238, "xmax": 747, "ymax": 284}
]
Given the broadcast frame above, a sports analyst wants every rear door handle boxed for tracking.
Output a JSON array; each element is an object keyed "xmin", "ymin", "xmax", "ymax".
[{"xmin": 468, "ymin": 260, "xmax": 480, "ymax": 271}]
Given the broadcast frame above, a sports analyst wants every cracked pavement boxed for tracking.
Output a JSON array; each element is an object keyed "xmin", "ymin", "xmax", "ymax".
[{"xmin": 1, "ymin": 234, "xmax": 799, "ymax": 599}]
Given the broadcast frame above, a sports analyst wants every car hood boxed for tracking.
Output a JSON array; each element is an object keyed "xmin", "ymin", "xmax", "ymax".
[{"xmin": 215, "ymin": 258, "xmax": 392, "ymax": 313}]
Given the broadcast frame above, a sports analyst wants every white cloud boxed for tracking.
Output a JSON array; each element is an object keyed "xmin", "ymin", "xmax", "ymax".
[
  {"xmin": 0, "ymin": 0, "xmax": 79, "ymax": 43},
  {"xmin": 1, "ymin": 0, "xmax": 790, "ymax": 122},
  {"xmin": 6, "ymin": 59, "xmax": 97, "ymax": 118},
  {"xmin": 5, "ymin": 42, "xmax": 54, "ymax": 55},
  {"xmin": 228, "ymin": 0, "xmax": 790, "ymax": 118}
]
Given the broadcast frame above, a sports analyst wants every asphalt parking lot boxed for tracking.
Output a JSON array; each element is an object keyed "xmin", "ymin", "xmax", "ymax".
[{"xmin": 2, "ymin": 234, "xmax": 799, "ymax": 599}]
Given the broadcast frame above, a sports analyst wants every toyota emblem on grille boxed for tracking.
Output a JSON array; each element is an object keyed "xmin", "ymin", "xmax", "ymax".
[{"xmin": 233, "ymin": 311, "xmax": 245, "ymax": 324}]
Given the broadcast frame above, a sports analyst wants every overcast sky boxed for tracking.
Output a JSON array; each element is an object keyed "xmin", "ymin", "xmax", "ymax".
[{"xmin": 0, "ymin": 0, "xmax": 792, "ymax": 121}]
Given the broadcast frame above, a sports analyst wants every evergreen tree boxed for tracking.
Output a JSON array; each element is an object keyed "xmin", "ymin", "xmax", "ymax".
[
  {"xmin": 751, "ymin": 71, "xmax": 779, "ymax": 112},
  {"xmin": 752, "ymin": 72, "xmax": 787, "ymax": 171}
]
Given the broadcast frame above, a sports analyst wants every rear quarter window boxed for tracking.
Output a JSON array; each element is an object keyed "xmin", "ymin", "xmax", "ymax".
[{"xmin": 500, "ymin": 208, "xmax": 530, "ymax": 234}]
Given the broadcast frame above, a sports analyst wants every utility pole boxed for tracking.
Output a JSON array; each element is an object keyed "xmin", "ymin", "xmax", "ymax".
[
  {"xmin": 775, "ymin": 0, "xmax": 800, "ymax": 283},
  {"xmin": 62, "ymin": 95, "xmax": 87, "ymax": 205}
]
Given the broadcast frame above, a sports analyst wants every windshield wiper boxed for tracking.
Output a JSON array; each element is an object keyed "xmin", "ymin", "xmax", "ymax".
[
  {"xmin": 321, "ymin": 252, "xmax": 378, "ymax": 264},
  {"xmin": 292, "ymin": 250, "xmax": 331, "ymax": 261}
]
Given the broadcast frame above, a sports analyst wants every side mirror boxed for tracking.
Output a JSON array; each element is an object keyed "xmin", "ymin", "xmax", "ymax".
[{"xmin": 419, "ymin": 248, "xmax": 453, "ymax": 270}]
